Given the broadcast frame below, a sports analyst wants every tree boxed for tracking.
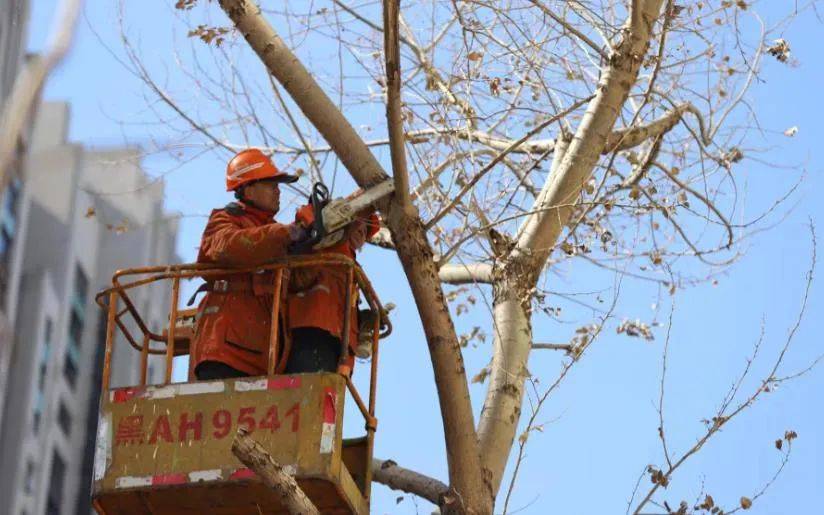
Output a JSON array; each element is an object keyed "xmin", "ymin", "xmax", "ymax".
[{"xmin": 123, "ymin": 0, "xmax": 818, "ymax": 513}]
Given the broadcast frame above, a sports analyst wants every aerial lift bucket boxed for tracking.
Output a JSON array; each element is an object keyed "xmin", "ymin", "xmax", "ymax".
[{"xmin": 90, "ymin": 256, "xmax": 388, "ymax": 515}]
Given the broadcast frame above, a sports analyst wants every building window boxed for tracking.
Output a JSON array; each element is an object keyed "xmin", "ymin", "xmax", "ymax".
[
  {"xmin": 62, "ymin": 353, "xmax": 78, "ymax": 388},
  {"xmin": 57, "ymin": 402, "xmax": 71, "ymax": 436},
  {"xmin": 0, "ymin": 177, "xmax": 21, "ymax": 309},
  {"xmin": 32, "ymin": 318, "xmax": 53, "ymax": 434},
  {"xmin": 46, "ymin": 451, "xmax": 65, "ymax": 515},
  {"xmin": 23, "ymin": 459, "xmax": 35, "ymax": 494},
  {"xmin": 65, "ymin": 265, "xmax": 88, "ymax": 390},
  {"xmin": 72, "ymin": 266, "xmax": 89, "ymax": 313},
  {"xmin": 38, "ymin": 318, "xmax": 52, "ymax": 389}
]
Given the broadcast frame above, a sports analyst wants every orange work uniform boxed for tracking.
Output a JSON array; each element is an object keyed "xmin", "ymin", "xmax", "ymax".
[
  {"xmin": 288, "ymin": 213, "xmax": 380, "ymax": 371},
  {"xmin": 189, "ymin": 202, "xmax": 293, "ymax": 377}
]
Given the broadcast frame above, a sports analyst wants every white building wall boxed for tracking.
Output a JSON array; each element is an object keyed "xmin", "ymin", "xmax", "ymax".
[
  {"xmin": 0, "ymin": 0, "xmax": 36, "ymax": 444},
  {"xmin": 0, "ymin": 102, "xmax": 179, "ymax": 515},
  {"xmin": 0, "ymin": 271, "xmax": 59, "ymax": 515}
]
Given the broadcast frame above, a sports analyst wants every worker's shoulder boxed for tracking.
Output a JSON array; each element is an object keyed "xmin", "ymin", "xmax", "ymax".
[
  {"xmin": 222, "ymin": 202, "xmax": 246, "ymax": 216},
  {"xmin": 206, "ymin": 202, "xmax": 246, "ymax": 220}
]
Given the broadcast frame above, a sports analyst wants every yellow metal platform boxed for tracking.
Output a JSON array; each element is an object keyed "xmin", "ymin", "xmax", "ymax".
[{"xmin": 92, "ymin": 373, "xmax": 370, "ymax": 515}]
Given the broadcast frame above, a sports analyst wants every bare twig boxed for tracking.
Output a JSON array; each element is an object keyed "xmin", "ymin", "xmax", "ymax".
[
  {"xmin": 425, "ymin": 95, "xmax": 593, "ymax": 230},
  {"xmin": 631, "ymin": 224, "xmax": 816, "ymax": 514},
  {"xmin": 526, "ymin": 0, "xmax": 609, "ymax": 60}
]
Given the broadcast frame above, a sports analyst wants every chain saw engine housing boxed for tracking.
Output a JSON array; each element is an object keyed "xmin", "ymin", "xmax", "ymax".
[{"xmin": 295, "ymin": 180, "xmax": 393, "ymax": 253}]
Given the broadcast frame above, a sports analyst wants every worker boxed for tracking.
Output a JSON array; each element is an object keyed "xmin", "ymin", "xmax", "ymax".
[
  {"xmin": 286, "ymin": 204, "xmax": 380, "ymax": 374},
  {"xmin": 190, "ymin": 148, "xmax": 309, "ymax": 380}
]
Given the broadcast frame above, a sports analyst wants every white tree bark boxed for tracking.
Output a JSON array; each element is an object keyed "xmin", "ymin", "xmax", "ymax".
[
  {"xmin": 438, "ymin": 263, "xmax": 493, "ymax": 285},
  {"xmin": 478, "ymin": 0, "xmax": 668, "ymax": 493},
  {"xmin": 477, "ymin": 137, "xmax": 567, "ymax": 494}
]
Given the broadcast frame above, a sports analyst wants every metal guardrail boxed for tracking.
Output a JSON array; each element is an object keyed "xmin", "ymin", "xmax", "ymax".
[{"xmin": 94, "ymin": 254, "xmax": 391, "ymax": 431}]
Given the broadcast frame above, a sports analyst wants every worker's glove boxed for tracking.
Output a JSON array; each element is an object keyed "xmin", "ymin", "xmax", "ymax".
[
  {"xmin": 355, "ymin": 309, "xmax": 378, "ymax": 359},
  {"xmin": 295, "ymin": 204, "xmax": 315, "ymax": 228},
  {"xmin": 287, "ymin": 223, "xmax": 309, "ymax": 243}
]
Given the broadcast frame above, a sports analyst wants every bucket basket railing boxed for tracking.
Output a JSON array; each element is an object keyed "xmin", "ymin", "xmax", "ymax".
[{"xmin": 94, "ymin": 254, "xmax": 391, "ymax": 433}]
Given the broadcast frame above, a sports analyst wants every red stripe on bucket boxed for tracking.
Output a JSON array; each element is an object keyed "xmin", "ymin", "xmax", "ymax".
[
  {"xmin": 323, "ymin": 388, "xmax": 336, "ymax": 424},
  {"xmin": 112, "ymin": 387, "xmax": 145, "ymax": 403},
  {"xmin": 152, "ymin": 473, "xmax": 187, "ymax": 486},
  {"xmin": 230, "ymin": 468, "xmax": 257, "ymax": 480},
  {"xmin": 267, "ymin": 376, "xmax": 302, "ymax": 390}
]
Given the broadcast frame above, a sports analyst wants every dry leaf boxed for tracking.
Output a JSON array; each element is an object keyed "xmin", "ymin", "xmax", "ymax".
[
  {"xmin": 85, "ymin": 207, "xmax": 96, "ymax": 218},
  {"xmin": 740, "ymin": 496, "xmax": 752, "ymax": 509},
  {"xmin": 768, "ymin": 39, "xmax": 791, "ymax": 63},
  {"xmin": 467, "ymin": 51, "xmax": 484, "ymax": 61},
  {"xmin": 471, "ymin": 367, "xmax": 490, "ymax": 384}
]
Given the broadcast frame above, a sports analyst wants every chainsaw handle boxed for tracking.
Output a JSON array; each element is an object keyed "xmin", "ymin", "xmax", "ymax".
[{"xmin": 288, "ymin": 182, "xmax": 330, "ymax": 255}]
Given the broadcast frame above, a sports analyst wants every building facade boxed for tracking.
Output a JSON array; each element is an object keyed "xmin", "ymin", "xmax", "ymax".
[
  {"xmin": 0, "ymin": 0, "xmax": 33, "ymax": 436},
  {"xmin": 0, "ymin": 102, "xmax": 180, "ymax": 515}
]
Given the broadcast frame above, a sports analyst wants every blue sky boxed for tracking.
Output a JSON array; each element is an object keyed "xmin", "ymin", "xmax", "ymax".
[{"xmin": 26, "ymin": 1, "xmax": 824, "ymax": 514}]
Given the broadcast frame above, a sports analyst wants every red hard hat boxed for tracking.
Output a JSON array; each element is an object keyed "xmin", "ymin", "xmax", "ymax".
[{"xmin": 226, "ymin": 148, "xmax": 298, "ymax": 191}]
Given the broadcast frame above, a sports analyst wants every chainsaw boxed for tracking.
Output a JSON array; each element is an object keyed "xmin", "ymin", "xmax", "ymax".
[{"xmin": 290, "ymin": 179, "xmax": 394, "ymax": 253}]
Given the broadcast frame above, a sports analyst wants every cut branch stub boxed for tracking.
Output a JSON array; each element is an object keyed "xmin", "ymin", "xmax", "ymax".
[
  {"xmin": 372, "ymin": 458, "xmax": 448, "ymax": 506},
  {"xmin": 231, "ymin": 427, "xmax": 319, "ymax": 515}
]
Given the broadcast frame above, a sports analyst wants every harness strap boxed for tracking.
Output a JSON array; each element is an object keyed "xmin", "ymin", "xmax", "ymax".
[{"xmin": 186, "ymin": 278, "xmax": 277, "ymax": 306}]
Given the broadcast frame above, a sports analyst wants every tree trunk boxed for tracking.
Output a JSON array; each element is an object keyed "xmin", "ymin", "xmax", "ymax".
[
  {"xmin": 477, "ymin": 0, "xmax": 667, "ymax": 493},
  {"xmin": 477, "ymin": 275, "xmax": 532, "ymax": 495}
]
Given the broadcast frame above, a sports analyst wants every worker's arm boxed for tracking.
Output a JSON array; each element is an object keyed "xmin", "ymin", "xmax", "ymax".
[{"xmin": 200, "ymin": 210, "xmax": 303, "ymax": 266}]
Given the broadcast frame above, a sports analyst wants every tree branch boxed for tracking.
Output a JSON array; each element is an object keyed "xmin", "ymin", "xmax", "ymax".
[
  {"xmin": 527, "ymin": 0, "xmax": 609, "ymax": 61},
  {"xmin": 232, "ymin": 428, "xmax": 319, "ymax": 515},
  {"xmin": 384, "ymin": 0, "xmax": 411, "ymax": 206},
  {"xmin": 531, "ymin": 343, "xmax": 574, "ymax": 352},
  {"xmin": 425, "ymin": 96, "xmax": 592, "ymax": 230},
  {"xmin": 605, "ymin": 103, "xmax": 691, "ymax": 152},
  {"xmin": 438, "ymin": 263, "xmax": 493, "ymax": 284},
  {"xmin": 268, "ymin": 104, "xmax": 695, "ymax": 159},
  {"xmin": 372, "ymin": 458, "xmax": 449, "ymax": 506}
]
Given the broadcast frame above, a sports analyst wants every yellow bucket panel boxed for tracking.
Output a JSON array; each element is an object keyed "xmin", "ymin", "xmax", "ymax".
[{"xmin": 93, "ymin": 373, "xmax": 367, "ymax": 515}]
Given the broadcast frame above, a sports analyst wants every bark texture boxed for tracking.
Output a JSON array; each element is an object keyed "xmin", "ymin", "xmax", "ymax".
[
  {"xmin": 218, "ymin": 1, "xmax": 490, "ymax": 512},
  {"xmin": 232, "ymin": 428, "xmax": 319, "ymax": 515}
]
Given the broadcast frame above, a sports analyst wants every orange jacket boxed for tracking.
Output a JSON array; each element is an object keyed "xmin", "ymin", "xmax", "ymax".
[
  {"xmin": 190, "ymin": 202, "xmax": 292, "ymax": 376},
  {"xmin": 288, "ymin": 212, "xmax": 380, "ymax": 366},
  {"xmin": 288, "ymin": 243, "xmax": 359, "ymax": 346}
]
